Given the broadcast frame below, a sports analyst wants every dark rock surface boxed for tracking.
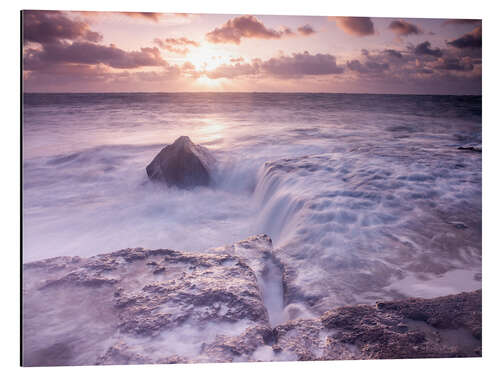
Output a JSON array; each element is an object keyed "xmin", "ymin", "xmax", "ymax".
[
  {"xmin": 319, "ymin": 290, "xmax": 482, "ymax": 359},
  {"xmin": 457, "ymin": 144, "xmax": 482, "ymax": 152},
  {"xmin": 146, "ymin": 136, "xmax": 215, "ymax": 188},
  {"xmin": 22, "ymin": 235, "xmax": 481, "ymax": 366}
]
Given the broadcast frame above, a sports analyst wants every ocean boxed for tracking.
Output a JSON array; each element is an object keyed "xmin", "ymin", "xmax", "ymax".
[{"xmin": 22, "ymin": 93, "xmax": 482, "ymax": 311}]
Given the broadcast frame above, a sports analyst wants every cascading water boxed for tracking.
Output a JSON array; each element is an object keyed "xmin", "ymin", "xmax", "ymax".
[{"xmin": 23, "ymin": 93, "xmax": 482, "ymax": 313}]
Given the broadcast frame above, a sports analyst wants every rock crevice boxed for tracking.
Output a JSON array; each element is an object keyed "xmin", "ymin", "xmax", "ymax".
[{"xmin": 22, "ymin": 235, "xmax": 482, "ymax": 366}]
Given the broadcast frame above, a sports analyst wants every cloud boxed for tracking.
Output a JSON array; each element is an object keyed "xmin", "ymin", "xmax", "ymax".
[
  {"xmin": 23, "ymin": 10, "xmax": 102, "ymax": 45},
  {"xmin": 349, "ymin": 48, "xmax": 410, "ymax": 74},
  {"xmin": 415, "ymin": 67, "xmax": 434, "ymax": 74},
  {"xmin": 118, "ymin": 12, "xmax": 163, "ymax": 22},
  {"xmin": 282, "ymin": 27, "xmax": 296, "ymax": 36},
  {"xmin": 24, "ymin": 63, "xmax": 186, "ymax": 92},
  {"xmin": 447, "ymin": 26, "xmax": 482, "ymax": 49},
  {"xmin": 433, "ymin": 57, "xmax": 474, "ymax": 71},
  {"xmin": 334, "ymin": 17, "xmax": 375, "ymax": 37},
  {"xmin": 443, "ymin": 19, "xmax": 481, "ymax": 26},
  {"xmin": 297, "ymin": 25, "xmax": 316, "ymax": 36},
  {"xmin": 206, "ymin": 15, "xmax": 292, "ymax": 44},
  {"xmin": 205, "ymin": 62, "xmax": 260, "ymax": 79},
  {"xmin": 414, "ymin": 41, "xmax": 443, "ymax": 57},
  {"xmin": 162, "ymin": 38, "xmax": 200, "ymax": 47},
  {"xmin": 341, "ymin": 47, "xmax": 480, "ymax": 94},
  {"xmin": 388, "ymin": 20, "xmax": 422, "ymax": 36},
  {"xmin": 344, "ymin": 44, "xmax": 478, "ymax": 82},
  {"xmin": 77, "ymin": 11, "xmax": 192, "ymax": 22},
  {"xmin": 22, "ymin": 10, "xmax": 190, "ymax": 92},
  {"xmin": 347, "ymin": 59, "xmax": 389, "ymax": 74},
  {"xmin": 260, "ymin": 51, "xmax": 344, "ymax": 77},
  {"xmin": 202, "ymin": 51, "xmax": 343, "ymax": 79},
  {"xmin": 24, "ymin": 42, "xmax": 166, "ymax": 71},
  {"xmin": 383, "ymin": 49, "xmax": 403, "ymax": 59},
  {"xmin": 154, "ymin": 37, "xmax": 200, "ymax": 55}
]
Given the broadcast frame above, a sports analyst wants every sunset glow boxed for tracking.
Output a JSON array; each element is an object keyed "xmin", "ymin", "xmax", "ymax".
[{"xmin": 22, "ymin": 11, "xmax": 481, "ymax": 94}]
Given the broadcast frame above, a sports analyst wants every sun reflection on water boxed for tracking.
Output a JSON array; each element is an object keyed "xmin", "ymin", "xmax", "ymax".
[{"xmin": 194, "ymin": 119, "xmax": 226, "ymax": 146}]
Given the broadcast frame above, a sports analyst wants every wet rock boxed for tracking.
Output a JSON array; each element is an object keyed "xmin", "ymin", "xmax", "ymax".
[
  {"xmin": 375, "ymin": 290, "xmax": 482, "ymax": 333},
  {"xmin": 258, "ymin": 291, "xmax": 481, "ymax": 361},
  {"xmin": 23, "ymin": 235, "xmax": 481, "ymax": 366},
  {"xmin": 202, "ymin": 325, "xmax": 274, "ymax": 362},
  {"xmin": 457, "ymin": 144, "xmax": 482, "ymax": 152},
  {"xmin": 318, "ymin": 290, "xmax": 481, "ymax": 359},
  {"xmin": 146, "ymin": 136, "xmax": 215, "ymax": 188},
  {"xmin": 450, "ymin": 221, "xmax": 468, "ymax": 229},
  {"xmin": 23, "ymin": 236, "xmax": 270, "ymax": 366}
]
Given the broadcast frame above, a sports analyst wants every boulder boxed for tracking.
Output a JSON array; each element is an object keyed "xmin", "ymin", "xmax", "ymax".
[
  {"xmin": 146, "ymin": 136, "xmax": 215, "ymax": 188},
  {"xmin": 22, "ymin": 236, "xmax": 273, "ymax": 366}
]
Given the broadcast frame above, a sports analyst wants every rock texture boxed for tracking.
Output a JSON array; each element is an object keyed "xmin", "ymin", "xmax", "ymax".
[
  {"xmin": 22, "ymin": 235, "xmax": 481, "ymax": 366},
  {"xmin": 146, "ymin": 136, "xmax": 215, "ymax": 188},
  {"xmin": 270, "ymin": 289, "xmax": 482, "ymax": 361}
]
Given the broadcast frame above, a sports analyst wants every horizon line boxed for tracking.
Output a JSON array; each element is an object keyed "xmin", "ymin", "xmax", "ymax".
[{"xmin": 23, "ymin": 91, "xmax": 482, "ymax": 96}]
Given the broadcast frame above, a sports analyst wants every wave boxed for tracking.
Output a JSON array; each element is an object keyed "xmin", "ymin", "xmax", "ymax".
[{"xmin": 249, "ymin": 147, "xmax": 481, "ymax": 311}]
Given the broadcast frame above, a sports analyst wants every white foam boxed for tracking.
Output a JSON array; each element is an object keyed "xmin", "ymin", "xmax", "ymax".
[
  {"xmin": 23, "ymin": 95, "xmax": 482, "ymax": 309},
  {"xmin": 120, "ymin": 319, "xmax": 254, "ymax": 361},
  {"xmin": 384, "ymin": 269, "xmax": 482, "ymax": 299}
]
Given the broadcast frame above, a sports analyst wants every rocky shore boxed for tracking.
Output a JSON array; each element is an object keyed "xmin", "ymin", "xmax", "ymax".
[{"xmin": 22, "ymin": 235, "xmax": 481, "ymax": 366}]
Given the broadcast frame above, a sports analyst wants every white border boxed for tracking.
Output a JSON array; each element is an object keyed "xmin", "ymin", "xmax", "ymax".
[{"xmin": 3, "ymin": 1, "xmax": 499, "ymax": 374}]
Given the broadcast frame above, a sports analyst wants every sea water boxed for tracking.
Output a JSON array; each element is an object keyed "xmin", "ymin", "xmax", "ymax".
[{"xmin": 22, "ymin": 93, "xmax": 482, "ymax": 307}]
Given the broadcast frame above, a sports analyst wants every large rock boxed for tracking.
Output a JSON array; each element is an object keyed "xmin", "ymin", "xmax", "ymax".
[
  {"xmin": 22, "ymin": 235, "xmax": 482, "ymax": 366},
  {"xmin": 270, "ymin": 290, "xmax": 481, "ymax": 361},
  {"xmin": 22, "ymin": 236, "xmax": 273, "ymax": 366},
  {"xmin": 146, "ymin": 136, "xmax": 215, "ymax": 188}
]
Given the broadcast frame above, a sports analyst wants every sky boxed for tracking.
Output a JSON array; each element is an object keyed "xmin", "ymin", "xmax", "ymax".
[{"xmin": 22, "ymin": 10, "xmax": 482, "ymax": 94}]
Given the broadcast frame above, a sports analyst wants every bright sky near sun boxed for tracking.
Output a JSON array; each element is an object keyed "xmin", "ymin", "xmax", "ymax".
[{"xmin": 22, "ymin": 11, "xmax": 481, "ymax": 94}]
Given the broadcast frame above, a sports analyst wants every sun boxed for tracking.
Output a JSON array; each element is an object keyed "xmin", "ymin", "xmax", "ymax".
[
  {"xmin": 195, "ymin": 76, "xmax": 222, "ymax": 88},
  {"xmin": 187, "ymin": 44, "xmax": 232, "ymax": 71}
]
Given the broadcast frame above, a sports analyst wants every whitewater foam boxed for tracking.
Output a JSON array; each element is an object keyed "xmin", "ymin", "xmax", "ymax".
[{"xmin": 23, "ymin": 93, "xmax": 482, "ymax": 310}]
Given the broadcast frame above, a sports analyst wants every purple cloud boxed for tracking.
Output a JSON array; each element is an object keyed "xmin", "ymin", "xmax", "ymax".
[
  {"xmin": 202, "ymin": 51, "xmax": 344, "ymax": 79},
  {"xmin": 23, "ymin": 10, "xmax": 102, "ymax": 45},
  {"xmin": 154, "ymin": 37, "xmax": 200, "ymax": 55},
  {"xmin": 388, "ymin": 20, "xmax": 422, "ymax": 36},
  {"xmin": 24, "ymin": 42, "xmax": 166, "ymax": 71},
  {"xmin": 414, "ymin": 41, "xmax": 443, "ymax": 57},
  {"xmin": 260, "ymin": 51, "xmax": 344, "ymax": 77},
  {"xmin": 347, "ymin": 59, "xmax": 390, "ymax": 74},
  {"xmin": 443, "ymin": 19, "xmax": 481, "ymax": 26},
  {"xmin": 448, "ymin": 26, "xmax": 482, "ymax": 49},
  {"xmin": 433, "ymin": 57, "xmax": 474, "ymax": 71},
  {"xmin": 24, "ymin": 64, "xmax": 184, "ymax": 92},
  {"xmin": 206, "ymin": 15, "xmax": 292, "ymax": 44},
  {"xmin": 384, "ymin": 49, "xmax": 403, "ymax": 59},
  {"xmin": 205, "ymin": 62, "xmax": 260, "ymax": 79},
  {"xmin": 334, "ymin": 17, "xmax": 375, "ymax": 37},
  {"xmin": 297, "ymin": 24, "xmax": 316, "ymax": 36},
  {"xmin": 118, "ymin": 12, "xmax": 163, "ymax": 22},
  {"xmin": 158, "ymin": 37, "xmax": 200, "ymax": 47}
]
